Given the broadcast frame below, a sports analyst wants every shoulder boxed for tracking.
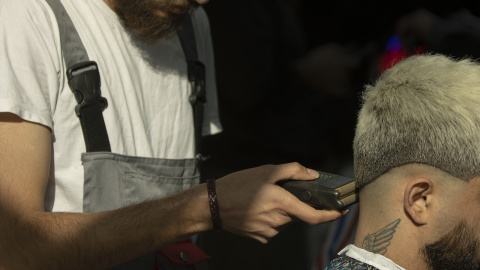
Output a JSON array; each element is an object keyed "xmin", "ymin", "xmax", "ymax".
[
  {"xmin": 190, "ymin": 7, "xmax": 213, "ymax": 60},
  {"xmin": 191, "ymin": 7, "xmax": 211, "ymax": 36},
  {"xmin": 191, "ymin": 6, "xmax": 209, "ymax": 23},
  {"xmin": 0, "ymin": 0, "xmax": 64, "ymax": 130},
  {"xmin": 0, "ymin": 0, "xmax": 60, "ymax": 57},
  {"xmin": 0, "ymin": 0, "xmax": 53, "ymax": 18},
  {"xmin": 0, "ymin": 0, "xmax": 57, "ymax": 32}
]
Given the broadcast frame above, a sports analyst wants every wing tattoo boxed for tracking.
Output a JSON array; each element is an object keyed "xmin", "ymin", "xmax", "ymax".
[{"xmin": 362, "ymin": 219, "xmax": 401, "ymax": 255}]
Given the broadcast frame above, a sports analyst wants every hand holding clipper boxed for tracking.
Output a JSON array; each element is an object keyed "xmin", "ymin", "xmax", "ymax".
[{"xmin": 278, "ymin": 171, "xmax": 358, "ymax": 210}]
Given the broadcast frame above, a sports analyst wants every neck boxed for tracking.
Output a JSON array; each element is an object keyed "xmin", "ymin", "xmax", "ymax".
[{"xmin": 354, "ymin": 206, "xmax": 429, "ymax": 270}]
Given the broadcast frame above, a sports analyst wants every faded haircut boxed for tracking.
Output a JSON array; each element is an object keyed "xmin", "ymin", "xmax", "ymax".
[{"xmin": 354, "ymin": 54, "xmax": 480, "ymax": 189}]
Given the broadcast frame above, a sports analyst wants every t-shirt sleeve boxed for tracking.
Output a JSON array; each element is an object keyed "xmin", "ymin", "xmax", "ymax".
[
  {"xmin": 0, "ymin": 0, "xmax": 64, "ymax": 129},
  {"xmin": 191, "ymin": 7, "xmax": 222, "ymax": 136}
]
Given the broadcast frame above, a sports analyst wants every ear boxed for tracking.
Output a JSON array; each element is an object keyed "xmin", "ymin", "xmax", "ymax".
[{"xmin": 403, "ymin": 177, "xmax": 433, "ymax": 225}]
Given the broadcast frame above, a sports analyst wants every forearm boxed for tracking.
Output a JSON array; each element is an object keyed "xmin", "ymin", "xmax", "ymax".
[
  {"xmin": 0, "ymin": 113, "xmax": 211, "ymax": 269},
  {"xmin": 1, "ymin": 184, "xmax": 211, "ymax": 270},
  {"xmin": 0, "ymin": 113, "xmax": 344, "ymax": 269}
]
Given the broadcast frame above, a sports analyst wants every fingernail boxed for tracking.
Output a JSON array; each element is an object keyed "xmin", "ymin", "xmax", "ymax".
[
  {"xmin": 342, "ymin": 209, "xmax": 350, "ymax": 215},
  {"xmin": 307, "ymin": 168, "xmax": 319, "ymax": 178}
]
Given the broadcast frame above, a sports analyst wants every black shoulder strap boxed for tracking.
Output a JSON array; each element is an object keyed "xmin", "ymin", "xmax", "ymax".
[
  {"xmin": 178, "ymin": 15, "xmax": 207, "ymax": 158},
  {"xmin": 46, "ymin": 0, "xmax": 205, "ymax": 157},
  {"xmin": 46, "ymin": 0, "xmax": 111, "ymax": 153}
]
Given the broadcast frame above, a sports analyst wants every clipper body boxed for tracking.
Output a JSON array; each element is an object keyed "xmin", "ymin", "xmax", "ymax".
[{"xmin": 278, "ymin": 171, "xmax": 358, "ymax": 210}]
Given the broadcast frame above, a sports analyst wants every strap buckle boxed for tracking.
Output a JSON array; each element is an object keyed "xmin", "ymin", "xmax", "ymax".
[
  {"xmin": 187, "ymin": 60, "xmax": 206, "ymax": 106},
  {"xmin": 67, "ymin": 61, "xmax": 108, "ymax": 117}
]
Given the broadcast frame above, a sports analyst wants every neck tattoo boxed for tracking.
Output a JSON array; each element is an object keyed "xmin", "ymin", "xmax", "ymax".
[{"xmin": 362, "ymin": 219, "xmax": 401, "ymax": 255}]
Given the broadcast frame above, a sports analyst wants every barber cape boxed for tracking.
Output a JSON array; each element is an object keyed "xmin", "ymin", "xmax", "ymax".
[{"xmin": 323, "ymin": 245, "xmax": 406, "ymax": 270}]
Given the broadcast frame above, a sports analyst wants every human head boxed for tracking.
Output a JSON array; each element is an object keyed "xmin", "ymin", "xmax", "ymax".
[
  {"xmin": 105, "ymin": 0, "xmax": 209, "ymax": 44},
  {"xmin": 353, "ymin": 54, "xmax": 480, "ymax": 269},
  {"xmin": 354, "ymin": 54, "xmax": 480, "ymax": 189}
]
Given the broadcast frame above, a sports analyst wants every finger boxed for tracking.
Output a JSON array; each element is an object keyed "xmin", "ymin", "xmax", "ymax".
[
  {"xmin": 283, "ymin": 195, "xmax": 344, "ymax": 225},
  {"xmin": 300, "ymin": 208, "xmax": 343, "ymax": 225},
  {"xmin": 268, "ymin": 210, "xmax": 294, "ymax": 229},
  {"xmin": 267, "ymin": 162, "xmax": 319, "ymax": 184},
  {"xmin": 252, "ymin": 228, "xmax": 279, "ymax": 244}
]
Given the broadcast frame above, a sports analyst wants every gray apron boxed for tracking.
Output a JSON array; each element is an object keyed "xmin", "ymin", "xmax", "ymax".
[
  {"xmin": 45, "ymin": 1, "xmax": 210, "ymax": 268},
  {"xmin": 82, "ymin": 153, "xmax": 200, "ymax": 213},
  {"xmin": 82, "ymin": 152, "xmax": 208, "ymax": 270}
]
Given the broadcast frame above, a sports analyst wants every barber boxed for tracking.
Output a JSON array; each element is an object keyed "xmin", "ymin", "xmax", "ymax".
[{"xmin": 0, "ymin": 0, "xmax": 344, "ymax": 269}]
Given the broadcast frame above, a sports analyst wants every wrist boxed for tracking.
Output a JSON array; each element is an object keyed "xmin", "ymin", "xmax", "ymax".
[
  {"xmin": 187, "ymin": 183, "xmax": 213, "ymax": 233},
  {"xmin": 156, "ymin": 183, "xmax": 212, "ymax": 245},
  {"xmin": 206, "ymin": 179, "xmax": 222, "ymax": 231}
]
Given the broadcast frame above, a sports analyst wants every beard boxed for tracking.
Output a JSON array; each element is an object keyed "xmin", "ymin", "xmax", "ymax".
[
  {"xmin": 112, "ymin": 0, "xmax": 199, "ymax": 44},
  {"xmin": 423, "ymin": 221, "xmax": 480, "ymax": 270}
]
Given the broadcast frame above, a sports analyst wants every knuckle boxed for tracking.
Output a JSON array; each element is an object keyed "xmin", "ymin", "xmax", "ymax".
[
  {"xmin": 265, "ymin": 230, "xmax": 278, "ymax": 240},
  {"xmin": 260, "ymin": 164, "xmax": 275, "ymax": 172},
  {"xmin": 290, "ymin": 161, "xmax": 301, "ymax": 167},
  {"xmin": 288, "ymin": 162, "xmax": 303, "ymax": 172},
  {"xmin": 258, "ymin": 237, "xmax": 269, "ymax": 244},
  {"xmin": 271, "ymin": 217, "xmax": 286, "ymax": 228}
]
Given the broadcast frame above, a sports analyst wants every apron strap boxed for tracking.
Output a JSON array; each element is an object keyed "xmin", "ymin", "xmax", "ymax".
[
  {"xmin": 46, "ymin": 0, "xmax": 205, "ymax": 156},
  {"xmin": 45, "ymin": 0, "xmax": 111, "ymax": 152},
  {"xmin": 178, "ymin": 15, "xmax": 207, "ymax": 158}
]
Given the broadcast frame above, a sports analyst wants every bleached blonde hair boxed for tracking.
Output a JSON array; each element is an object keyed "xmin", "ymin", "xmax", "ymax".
[{"xmin": 354, "ymin": 54, "xmax": 480, "ymax": 189}]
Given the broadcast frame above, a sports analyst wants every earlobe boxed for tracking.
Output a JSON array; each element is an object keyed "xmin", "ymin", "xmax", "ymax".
[{"xmin": 403, "ymin": 178, "xmax": 433, "ymax": 225}]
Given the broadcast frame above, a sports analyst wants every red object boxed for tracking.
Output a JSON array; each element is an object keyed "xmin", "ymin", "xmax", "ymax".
[
  {"xmin": 378, "ymin": 37, "xmax": 426, "ymax": 73},
  {"xmin": 158, "ymin": 239, "xmax": 210, "ymax": 267}
]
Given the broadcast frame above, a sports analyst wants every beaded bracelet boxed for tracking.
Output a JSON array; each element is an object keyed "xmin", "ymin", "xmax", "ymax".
[{"xmin": 206, "ymin": 179, "xmax": 222, "ymax": 231}]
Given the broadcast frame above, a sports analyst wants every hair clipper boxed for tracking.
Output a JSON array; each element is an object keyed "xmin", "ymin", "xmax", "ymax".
[{"xmin": 278, "ymin": 171, "xmax": 358, "ymax": 210}]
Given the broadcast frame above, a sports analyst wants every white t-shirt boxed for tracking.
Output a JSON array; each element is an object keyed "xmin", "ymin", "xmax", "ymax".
[{"xmin": 0, "ymin": 0, "xmax": 222, "ymax": 212}]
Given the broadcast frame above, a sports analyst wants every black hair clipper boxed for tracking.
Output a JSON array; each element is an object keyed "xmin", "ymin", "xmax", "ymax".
[{"xmin": 278, "ymin": 171, "xmax": 358, "ymax": 210}]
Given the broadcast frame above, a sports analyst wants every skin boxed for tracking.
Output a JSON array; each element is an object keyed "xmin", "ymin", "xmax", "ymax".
[{"xmin": 353, "ymin": 164, "xmax": 480, "ymax": 270}]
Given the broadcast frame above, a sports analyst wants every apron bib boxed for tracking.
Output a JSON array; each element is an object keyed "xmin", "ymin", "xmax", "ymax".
[
  {"xmin": 82, "ymin": 152, "xmax": 199, "ymax": 212},
  {"xmin": 82, "ymin": 152, "xmax": 209, "ymax": 270}
]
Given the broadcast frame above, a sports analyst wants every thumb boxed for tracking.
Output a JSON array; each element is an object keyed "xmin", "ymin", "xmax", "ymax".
[{"xmin": 267, "ymin": 162, "xmax": 319, "ymax": 184}]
